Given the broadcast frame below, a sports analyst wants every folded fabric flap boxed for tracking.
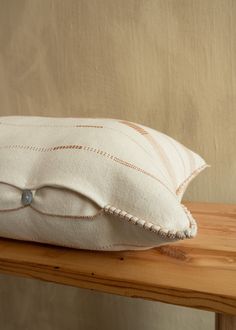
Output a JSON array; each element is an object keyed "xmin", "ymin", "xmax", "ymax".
[
  {"xmin": 0, "ymin": 181, "xmax": 102, "ymax": 218},
  {"xmin": 0, "ymin": 182, "xmax": 23, "ymax": 211},
  {"xmin": 0, "ymin": 148, "xmax": 194, "ymax": 235},
  {"xmin": 32, "ymin": 186, "xmax": 101, "ymax": 217}
]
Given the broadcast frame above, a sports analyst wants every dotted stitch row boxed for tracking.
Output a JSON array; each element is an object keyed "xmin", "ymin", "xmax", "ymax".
[
  {"xmin": 119, "ymin": 120, "xmax": 148, "ymax": 135},
  {"xmin": 0, "ymin": 144, "xmax": 173, "ymax": 195},
  {"xmin": 0, "ymin": 122, "xmax": 103, "ymax": 129},
  {"xmin": 104, "ymin": 204, "xmax": 197, "ymax": 240}
]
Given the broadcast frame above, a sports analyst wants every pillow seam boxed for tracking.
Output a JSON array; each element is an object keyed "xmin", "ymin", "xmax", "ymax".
[
  {"xmin": 0, "ymin": 203, "xmax": 197, "ymax": 241},
  {"xmin": 176, "ymin": 164, "xmax": 209, "ymax": 197}
]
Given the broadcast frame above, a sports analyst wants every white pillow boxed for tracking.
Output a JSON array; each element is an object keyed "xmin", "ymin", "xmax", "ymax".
[{"xmin": 0, "ymin": 116, "xmax": 208, "ymax": 250}]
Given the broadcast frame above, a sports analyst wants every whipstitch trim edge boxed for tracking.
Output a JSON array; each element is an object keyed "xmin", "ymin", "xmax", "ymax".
[{"xmin": 103, "ymin": 204, "xmax": 197, "ymax": 240}]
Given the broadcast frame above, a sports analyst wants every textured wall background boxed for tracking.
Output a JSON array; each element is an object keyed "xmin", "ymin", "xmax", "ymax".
[{"xmin": 0, "ymin": 0, "xmax": 235, "ymax": 329}]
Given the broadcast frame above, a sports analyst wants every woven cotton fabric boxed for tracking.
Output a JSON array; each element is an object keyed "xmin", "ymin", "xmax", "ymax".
[{"xmin": 0, "ymin": 116, "xmax": 207, "ymax": 250}]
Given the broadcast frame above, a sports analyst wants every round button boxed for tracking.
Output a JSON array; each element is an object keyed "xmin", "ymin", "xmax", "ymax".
[{"xmin": 21, "ymin": 189, "xmax": 33, "ymax": 206}]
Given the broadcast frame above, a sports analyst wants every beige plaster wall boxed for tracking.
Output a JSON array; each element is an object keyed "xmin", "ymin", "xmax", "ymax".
[{"xmin": 0, "ymin": 0, "xmax": 235, "ymax": 329}]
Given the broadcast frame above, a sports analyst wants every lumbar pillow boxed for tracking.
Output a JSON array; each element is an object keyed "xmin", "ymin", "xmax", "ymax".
[{"xmin": 0, "ymin": 116, "xmax": 208, "ymax": 250}]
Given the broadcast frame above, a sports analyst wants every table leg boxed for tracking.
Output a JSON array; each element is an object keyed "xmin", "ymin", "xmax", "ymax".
[{"xmin": 215, "ymin": 313, "xmax": 236, "ymax": 330}]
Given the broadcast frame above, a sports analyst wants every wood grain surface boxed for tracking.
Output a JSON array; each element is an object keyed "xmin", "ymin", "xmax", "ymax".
[
  {"xmin": 0, "ymin": 202, "xmax": 235, "ymax": 315},
  {"xmin": 215, "ymin": 314, "xmax": 236, "ymax": 330}
]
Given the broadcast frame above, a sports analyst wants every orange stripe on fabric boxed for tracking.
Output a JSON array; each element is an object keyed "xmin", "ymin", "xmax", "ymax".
[{"xmin": 119, "ymin": 120, "xmax": 177, "ymax": 190}]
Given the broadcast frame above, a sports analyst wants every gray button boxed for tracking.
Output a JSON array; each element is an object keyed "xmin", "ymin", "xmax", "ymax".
[{"xmin": 21, "ymin": 189, "xmax": 33, "ymax": 206}]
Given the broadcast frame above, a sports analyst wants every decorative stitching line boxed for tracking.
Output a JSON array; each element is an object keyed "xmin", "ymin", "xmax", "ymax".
[
  {"xmin": 0, "ymin": 122, "xmax": 103, "ymax": 129},
  {"xmin": 112, "ymin": 157, "xmax": 162, "ymax": 183},
  {"xmin": 119, "ymin": 120, "xmax": 208, "ymax": 199},
  {"xmin": 76, "ymin": 125, "xmax": 103, "ymax": 128},
  {"xmin": 0, "ymin": 144, "xmax": 174, "ymax": 196},
  {"xmin": 1, "ymin": 119, "xmax": 161, "ymax": 166},
  {"xmin": 119, "ymin": 121, "xmax": 148, "ymax": 135},
  {"xmin": 104, "ymin": 126, "xmax": 168, "ymax": 171},
  {"xmin": 176, "ymin": 164, "xmax": 209, "ymax": 197}
]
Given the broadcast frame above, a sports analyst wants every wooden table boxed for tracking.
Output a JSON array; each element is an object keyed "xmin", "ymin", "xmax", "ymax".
[{"xmin": 0, "ymin": 202, "xmax": 235, "ymax": 330}]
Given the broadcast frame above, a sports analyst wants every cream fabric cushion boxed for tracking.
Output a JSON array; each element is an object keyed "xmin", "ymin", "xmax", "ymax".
[{"xmin": 0, "ymin": 116, "xmax": 208, "ymax": 250}]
